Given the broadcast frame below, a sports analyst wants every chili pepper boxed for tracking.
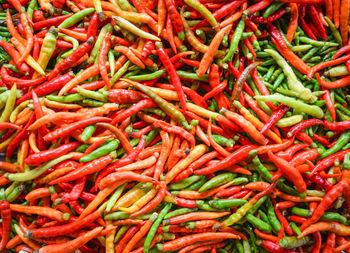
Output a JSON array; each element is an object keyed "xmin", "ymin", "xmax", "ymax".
[
  {"xmin": 251, "ymin": 8, "xmax": 288, "ymax": 24},
  {"xmin": 300, "ymin": 180, "xmax": 349, "ymax": 231},
  {"xmin": 221, "ymin": 108, "xmax": 268, "ymax": 145},
  {"xmin": 144, "ymin": 203, "xmax": 172, "ymax": 253},
  {"xmin": 184, "ymin": 0, "xmax": 218, "ymax": 28},
  {"xmin": 264, "ymin": 48, "xmax": 315, "ymax": 102},
  {"xmin": 25, "ymin": 142, "xmax": 79, "ymax": 166},
  {"xmin": 0, "ymin": 198, "xmax": 11, "ymax": 252},
  {"xmin": 255, "ymin": 93, "xmax": 324, "ymax": 119},
  {"xmin": 220, "ymin": 181, "xmax": 277, "ymax": 227},
  {"xmin": 98, "ymin": 32, "xmax": 111, "ymax": 90},
  {"xmin": 17, "ymin": 9, "xmax": 34, "ymax": 64},
  {"xmin": 164, "ymin": 0, "xmax": 184, "ymax": 39},
  {"xmin": 156, "ymin": 42, "xmax": 186, "ymax": 110},
  {"xmin": 127, "ymin": 80, "xmax": 191, "ymax": 130},
  {"xmin": 231, "ymin": 61, "xmax": 261, "ymax": 109},
  {"xmin": 47, "ymin": 38, "xmax": 93, "ymax": 80},
  {"xmin": 157, "ymin": 232, "xmax": 239, "ymax": 251}
]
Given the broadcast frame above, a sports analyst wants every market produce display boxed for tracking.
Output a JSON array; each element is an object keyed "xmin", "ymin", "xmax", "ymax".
[{"xmin": 1, "ymin": 0, "xmax": 350, "ymax": 251}]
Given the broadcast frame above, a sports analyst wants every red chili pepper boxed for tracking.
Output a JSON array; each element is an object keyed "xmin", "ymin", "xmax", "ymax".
[
  {"xmin": 44, "ymin": 117, "xmax": 111, "ymax": 142},
  {"xmin": 272, "ymin": 199, "xmax": 294, "ymax": 236},
  {"xmin": 312, "ymin": 133, "xmax": 331, "ymax": 146},
  {"xmin": 16, "ymin": 73, "xmax": 73, "ymax": 105},
  {"xmin": 258, "ymin": 240, "xmax": 297, "ymax": 253},
  {"xmin": 111, "ymin": 99, "xmax": 157, "ymax": 125},
  {"xmin": 61, "ymin": 176, "xmax": 86, "ymax": 203},
  {"xmin": 173, "ymin": 196, "xmax": 197, "ymax": 208},
  {"xmin": 156, "ymin": 43, "xmax": 187, "ymax": 111},
  {"xmin": 0, "ymin": 41, "xmax": 30, "ymax": 75},
  {"xmin": 307, "ymin": 5, "xmax": 327, "ymax": 40},
  {"xmin": 287, "ymin": 119, "xmax": 323, "ymax": 138},
  {"xmin": 164, "ymin": 0, "xmax": 184, "ymax": 38},
  {"xmin": 141, "ymin": 40, "xmax": 155, "ymax": 59},
  {"xmin": 300, "ymin": 180, "xmax": 349, "ymax": 231},
  {"xmin": 33, "ymin": 14, "xmax": 72, "ymax": 30},
  {"xmin": 47, "ymin": 38, "xmax": 94, "ymax": 80},
  {"xmin": 250, "ymin": 8, "xmax": 288, "ymax": 24},
  {"xmin": 94, "ymin": 136, "xmax": 146, "ymax": 187},
  {"xmin": 0, "ymin": 200, "xmax": 12, "ymax": 252},
  {"xmin": 299, "ymin": 5, "xmax": 317, "ymax": 40},
  {"xmin": 25, "ymin": 142, "xmax": 80, "ymax": 166},
  {"xmin": 6, "ymin": 113, "xmax": 35, "ymax": 159},
  {"xmin": 50, "ymin": 155, "xmax": 113, "ymax": 185},
  {"xmin": 261, "ymin": 104, "xmax": 289, "ymax": 134},
  {"xmin": 192, "ymin": 0, "xmax": 242, "ymax": 30},
  {"xmin": 311, "ymin": 150, "xmax": 350, "ymax": 175},
  {"xmin": 28, "ymin": 209, "xmax": 101, "ymax": 238},
  {"xmin": 99, "ymin": 32, "xmax": 111, "ymax": 90},
  {"xmin": 195, "ymin": 145, "xmax": 257, "ymax": 175},
  {"xmin": 268, "ymin": 151, "xmax": 306, "ymax": 193},
  {"xmin": 0, "ymin": 122, "xmax": 21, "ymax": 131},
  {"xmin": 153, "ymin": 120, "xmax": 195, "ymax": 147},
  {"xmin": 323, "ymin": 120, "xmax": 350, "ymax": 131}
]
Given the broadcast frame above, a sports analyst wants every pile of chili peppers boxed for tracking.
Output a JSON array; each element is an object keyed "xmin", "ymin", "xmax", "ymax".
[{"xmin": 1, "ymin": 0, "xmax": 350, "ymax": 252}]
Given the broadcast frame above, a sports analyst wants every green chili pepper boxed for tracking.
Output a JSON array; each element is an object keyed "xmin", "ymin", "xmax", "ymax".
[
  {"xmin": 108, "ymin": 49, "xmax": 115, "ymax": 77},
  {"xmin": 196, "ymin": 200, "xmax": 223, "ymax": 211},
  {"xmin": 145, "ymin": 129, "xmax": 160, "ymax": 146},
  {"xmin": 290, "ymin": 222, "xmax": 302, "ymax": 236},
  {"xmin": 320, "ymin": 131, "xmax": 350, "ymax": 159},
  {"xmin": 128, "ymin": 69, "xmax": 166, "ymax": 81},
  {"xmin": 164, "ymin": 208, "xmax": 196, "ymax": 220},
  {"xmin": 275, "ymin": 115, "xmax": 303, "ymax": 127},
  {"xmin": 82, "ymin": 98, "xmax": 105, "ymax": 107},
  {"xmin": 258, "ymin": 210, "xmax": 270, "ymax": 224},
  {"xmin": 246, "ymin": 213, "xmax": 271, "ymax": 233},
  {"xmin": 279, "ymin": 236, "xmax": 311, "ymax": 249},
  {"xmin": 59, "ymin": 8, "xmax": 95, "ymax": 28},
  {"xmin": 291, "ymin": 45, "xmax": 313, "ymax": 52},
  {"xmin": 132, "ymin": 82, "xmax": 191, "ymax": 130},
  {"xmin": 114, "ymin": 225, "xmax": 129, "ymax": 243},
  {"xmin": 176, "ymin": 70, "xmax": 209, "ymax": 82},
  {"xmin": 247, "ymin": 196, "xmax": 268, "ymax": 215},
  {"xmin": 264, "ymin": 49, "xmax": 317, "ymax": 103},
  {"xmin": 111, "ymin": 60, "xmax": 131, "ymax": 86},
  {"xmin": 252, "ymin": 156, "xmax": 299, "ymax": 196},
  {"xmin": 235, "ymin": 240, "xmax": 244, "ymax": 253},
  {"xmin": 325, "ymin": 17, "xmax": 342, "ymax": 45},
  {"xmin": 344, "ymin": 154, "xmax": 350, "ymax": 169},
  {"xmin": 168, "ymin": 175, "xmax": 204, "ymax": 190},
  {"xmin": 80, "ymin": 139, "xmax": 119, "ymax": 162},
  {"xmin": 0, "ymin": 84, "xmax": 16, "ymax": 123},
  {"xmin": 291, "ymin": 207, "xmax": 347, "ymax": 223},
  {"xmin": 112, "ymin": 16, "xmax": 160, "ymax": 41},
  {"xmin": 105, "ymin": 184, "xmax": 126, "ymax": 212},
  {"xmin": 198, "ymin": 172, "xmax": 236, "ymax": 193},
  {"xmin": 105, "ymin": 211, "xmax": 130, "ymax": 220},
  {"xmin": 222, "ymin": 11, "xmax": 247, "ymax": 62},
  {"xmin": 88, "ymin": 24, "xmax": 113, "ymax": 64},
  {"xmin": 266, "ymin": 198, "xmax": 281, "ymax": 233},
  {"xmin": 264, "ymin": 1, "xmax": 284, "ymax": 17},
  {"xmin": 77, "ymin": 87, "xmax": 107, "ymax": 102},
  {"xmin": 184, "ymin": 176, "xmax": 207, "ymax": 190},
  {"xmin": 27, "ymin": 0, "xmax": 37, "ymax": 19},
  {"xmin": 5, "ymin": 154, "xmax": 73, "ymax": 182},
  {"xmin": 255, "ymin": 93, "xmax": 324, "ymax": 118},
  {"xmin": 47, "ymin": 94, "xmax": 84, "ymax": 103},
  {"xmin": 76, "ymin": 143, "xmax": 89, "ymax": 153},
  {"xmin": 301, "ymin": 47, "xmax": 320, "ymax": 61},
  {"xmin": 184, "ymin": 0, "xmax": 218, "ymax": 28},
  {"xmin": 209, "ymin": 199, "xmax": 247, "ymax": 209},
  {"xmin": 144, "ymin": 204, "xmax": 172, "ymax": 253}
]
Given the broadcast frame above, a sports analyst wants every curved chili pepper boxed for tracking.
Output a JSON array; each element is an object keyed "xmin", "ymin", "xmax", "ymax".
[{"xmin": 47, "ymin": 37, "xmax": 94, "ymax": 80}]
